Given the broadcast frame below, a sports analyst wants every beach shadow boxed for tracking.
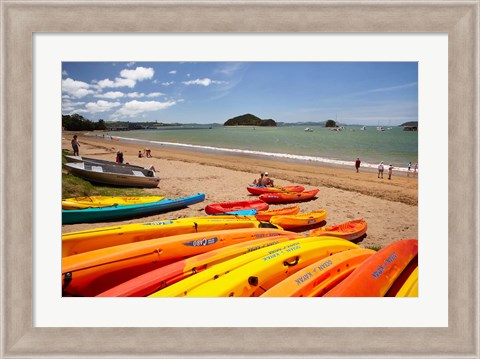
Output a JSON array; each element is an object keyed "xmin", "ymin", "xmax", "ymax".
[{"xmin": 351, "ymin": 233, "xmax": 367, "ymax": 244}]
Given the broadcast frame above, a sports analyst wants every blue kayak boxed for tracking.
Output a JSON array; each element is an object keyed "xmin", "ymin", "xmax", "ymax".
[{"xmin": 62, "ymin": 193, "xmax": 206, "ymax": 224}]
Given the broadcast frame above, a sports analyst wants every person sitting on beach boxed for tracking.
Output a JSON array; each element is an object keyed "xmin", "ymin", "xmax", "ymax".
[
  {"xmin": 145, "ymin": 149, "xmax": 152, "ymax": 158},
  {"xmin": 253, "ymin": 173, "xmax": 264, "ymax": 185},
  {"xmin": 377, "ymin": 161, "xmax": 384, "ymax": 179},
  {"xmin": 260, "ymin": 172, "xmax": 274, "ymax": 187},
  {"xmin": 138, "ymin": 150, "xmax": 143, "ymax": 158}
]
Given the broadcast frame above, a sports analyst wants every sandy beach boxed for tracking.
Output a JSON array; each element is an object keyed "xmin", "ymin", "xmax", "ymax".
[{"xmin": 61, "ymin": 132, "xmax": 418, "ymax": 249}]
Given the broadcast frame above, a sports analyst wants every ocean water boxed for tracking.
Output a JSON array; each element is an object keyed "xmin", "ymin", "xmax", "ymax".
[{"xmin": 96, "ymin": 125, "xmax": 418, "ymax": 172}]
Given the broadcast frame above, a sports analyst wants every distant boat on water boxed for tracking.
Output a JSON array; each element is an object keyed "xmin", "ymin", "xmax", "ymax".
[
  {"xmin": 360, "ymin": 126, "xmax": 366, "ymax": 130},
  {"xmin": 304, "ymin": 127, "xmax": 314, "ymax": 132},
  {"xmin": 377, "ymin": 126, "xmax": 385, "ymax": 131}
]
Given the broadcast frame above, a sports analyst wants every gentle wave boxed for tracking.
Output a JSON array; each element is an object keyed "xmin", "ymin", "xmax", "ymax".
[{"xmin": 92, "ymin": 133, "xmax": 411, "ymax": 172}]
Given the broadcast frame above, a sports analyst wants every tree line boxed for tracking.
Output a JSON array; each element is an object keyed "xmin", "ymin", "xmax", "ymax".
[{"xmin": 62, "ymin": 114, "xmax": 106, "ymax": 131}]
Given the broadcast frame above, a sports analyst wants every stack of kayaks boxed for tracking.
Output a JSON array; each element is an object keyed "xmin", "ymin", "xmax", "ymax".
[
  {"xmin": 61, "ymin": 208, "xmax": 418, "ymax": 297},
  {"xmin": 62, "ymin": 193, "xmax": 206, "ymax": 224}
]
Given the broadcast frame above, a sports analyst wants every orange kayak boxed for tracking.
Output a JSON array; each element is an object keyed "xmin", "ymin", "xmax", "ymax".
[
  {"xmin": 62, "ymin": 227, "xmax": 296, "ymax": 297},
  {"xmin": 255, "ymin": 205, "xmax": 300, "ymax": 222},
  {"xmin": 270, "ymin": 210, "xmax": 327, "ymax": 230},
  {"xmin": 324, "ymin": 239, "xmax": 418, "ymax": 297},
  {"xmin": 62, "ymin": 216, "xmax": 269, "ymax": 257},
  {"xmin": 96, "ymin": 232, "xmax": 303, "ymax": 297},
  {"xmin": 261, "ymin": 248, "xmax": 375, "ymax": 297},
  {"xmin": 259, "ymin": 189, "xmax": 319, "ymax": 204},
  {"xmin": 310, "ymin": 219, "xmax": 368, "ymax": 241},
  {"xmin": 247, "ymin": 185, "xmax": 305, "ymax": 196}
]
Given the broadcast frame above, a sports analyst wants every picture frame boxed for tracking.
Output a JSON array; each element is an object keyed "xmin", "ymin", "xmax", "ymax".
[{"xmin": 1, "ymin": 1, "xmax": 478, "ymax": 358}]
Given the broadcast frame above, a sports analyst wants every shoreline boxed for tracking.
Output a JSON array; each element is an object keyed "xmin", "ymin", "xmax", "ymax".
[
  {"xmin": 61, "ymin": 133, "xmax": 418, "ymax": 249},
  {"xmin": 87, "ymin": 132, "xmax": 412, "ymax": 173}
]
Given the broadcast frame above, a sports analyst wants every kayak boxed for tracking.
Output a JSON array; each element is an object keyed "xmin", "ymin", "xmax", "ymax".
[
  {"xmin": 62, "ymin": 196, "xmax": 165, "ymax": 210},
  {"xmin": 97, "ymin": 231, "xmax": 303, "ymax": 297},
  {"xmin": 269, "ymin": 209, "xmax": 327, "ymax": 230},
  {"xmin": 259, "ymin": 189, "xmax": 319, "ymax": 204},
  {"xmin": 62, "ymin": 215, "xmax": 277, "ymax": 257},
  {"xmin": 385, "ymin": 255, "xmax": 418, "ymax": 297},
  {"xmin": 178, "ymin": 238, "xmax": 360, "ymax": 297},
  {"xmin": 247, "ymin": 185, "xmax": 305, "ymax": 196},
  {"xmin": 63, "ymin": 227, "xmax": 297, "ymax": 297},
  {"xmin": 261, "ymin": 248, "xmax": 375, "ymax": 297},
  {"xmin": 255, "ymin": 205, "xmax": 300, "ymax": 222},
  {"xmin": 310, "ymin": 219, "xmax": 368, "ymax": 241},
  {"xmin": 62, "ymin": 193, "xmax": 205, "ymax": 224},
  {"xmin": 205, "ymin": 199, "xmax": 268, "ymax": 215},
  {"xmin": 150, "ymin": 236, "xmax": 358, "ymax": 297},
  {"xmin": 324, "ymin": 239, "xmax": 418, "ymax": 297}
]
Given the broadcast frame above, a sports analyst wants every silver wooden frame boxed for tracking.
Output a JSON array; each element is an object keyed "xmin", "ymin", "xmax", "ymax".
[{"xmin": 1, "ymin": 1, "xmax": 478, "ymax": 358}]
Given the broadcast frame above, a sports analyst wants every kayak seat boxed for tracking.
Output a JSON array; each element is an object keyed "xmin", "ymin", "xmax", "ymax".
[{"xmin": 91, "ymin": 166, "xmax": 103, "ymax": 173}]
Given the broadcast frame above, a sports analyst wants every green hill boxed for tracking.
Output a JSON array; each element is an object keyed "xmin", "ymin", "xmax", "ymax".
[{"xmin": 224, "ymin": 114, "xmax": 277, "ymax": 127}]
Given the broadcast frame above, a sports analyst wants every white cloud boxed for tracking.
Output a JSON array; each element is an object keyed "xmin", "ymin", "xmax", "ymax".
[
  {"xmin": 162, "ymin": 81, "xmax": 175, "ymax": 86},
  {"xmin": 215, "ymin": 62, "xmax": 245, "ymax": 76},
  {"xmin": 83, "ymin": 100, "xmax": 121, "ymax": 113},
  {"xmin": 182, "ymin": 78, "xmax": 228, "ymax": 87},
  {"xmin": 113, "ymin": 100, "xmax": 176, "ymax": 119},
  {"xmin": 127, "ymin": 92, "xmax": 145, "ymax": 98},
  {"xmin": 97, "ymin": 77, "xmax": 136, "ymax": 89},
  {"xmin": 169, "ymin": 70, "xmax": 177, "ymax": 75},
  {"xmin": 146, "ymin": 92, "xmax": 163, "ymax": 98},
  {"xmin": 126, "ymin": 62, "xmax": 135, "ymax": 68},
  {"xmin": 62, "ymin": 78, "xmax": 94, "ymax": 98},
  {"xmin": 120, "ymin": 66, "xmax": 154, "ymax": 81},
  {"xmin": 62, "ymin": 70, "xmax": 68, "ymax": 76},
  {"xmin": 62, "ymin": 100, "xmax": 86, "ymax": 112},
  {"xmin": 95, "ymin": 91, "xmax": 125, "ymax": 99}
]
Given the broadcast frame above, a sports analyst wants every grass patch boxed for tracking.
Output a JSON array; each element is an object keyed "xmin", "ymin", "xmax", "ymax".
[
  {"xmin": 364, "ymin": 245, "xmax": 382, "ymax": 252},
  {"xmin": 62, "ymin": 150, "xmax": 149, "ymax": 199}
]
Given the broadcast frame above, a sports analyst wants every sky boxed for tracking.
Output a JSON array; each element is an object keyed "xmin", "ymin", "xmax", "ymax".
[{"xmin": 62, "ymin": 62, "xmax": 418, "ymax": 125}]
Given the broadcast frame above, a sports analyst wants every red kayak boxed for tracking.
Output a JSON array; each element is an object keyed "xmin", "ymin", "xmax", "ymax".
[
  {"xmin": 247, "ymin": 185, "xmax": 305, "ymax": 196},
  {"xmin": 205, "ymin": 199, "xmax": 269, "ymax": 215},
  {"xmin": 259, "ymin": 189, "xmax": 319, "ymax": 204}
]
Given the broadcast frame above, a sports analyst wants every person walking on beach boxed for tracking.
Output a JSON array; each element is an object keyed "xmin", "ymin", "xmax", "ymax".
[
  {"xmin": 355, "ymin": 158, "xmax": 361, "ymax": 173},
  {"xmin": 388, "ymin": 164, "xmax": 394, "ymax": 180},
  {"xmin": 377, "ymin": 161, "xmax": 384, "ymax": 178},
  {"xmin": 71, "ymin": 135, "xmax": 80, "ymax": 156}
]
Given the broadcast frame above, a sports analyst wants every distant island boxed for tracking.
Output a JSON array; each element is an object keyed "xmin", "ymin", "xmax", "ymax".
[
  {"xmin": 224, "ymin": 114, "xmax": 277, "ymax": 127},
  {"xmin": 400, "ymin": 121, "xmax": 418, "ymax": 127}
]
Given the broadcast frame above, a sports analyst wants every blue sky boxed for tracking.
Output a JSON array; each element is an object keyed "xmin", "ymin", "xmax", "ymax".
[{"xmin": 62, "ymin": 62, "xmax": 418, "ymax": 125}]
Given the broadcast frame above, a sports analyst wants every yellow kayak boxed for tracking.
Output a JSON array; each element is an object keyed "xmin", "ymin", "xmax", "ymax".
[
  {"xmin": 62, "ymin": 196, "xmax": 164, "ymax": 210},
  {"xmin": 62, "ymin": 216, "xmax": 278, "ymax": 257},
  {"xmin": 395, "ymin": 266, "xmax": 418, "ymax": 297},
  {"xmin": 150, "ymin": 236, "xmax": 358, "ymax": 297}
]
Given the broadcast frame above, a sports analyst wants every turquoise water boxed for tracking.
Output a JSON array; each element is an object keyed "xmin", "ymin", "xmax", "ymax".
[{"xmin": 96, "ymin": 125, "xmax": 418, "ymax": 171}]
